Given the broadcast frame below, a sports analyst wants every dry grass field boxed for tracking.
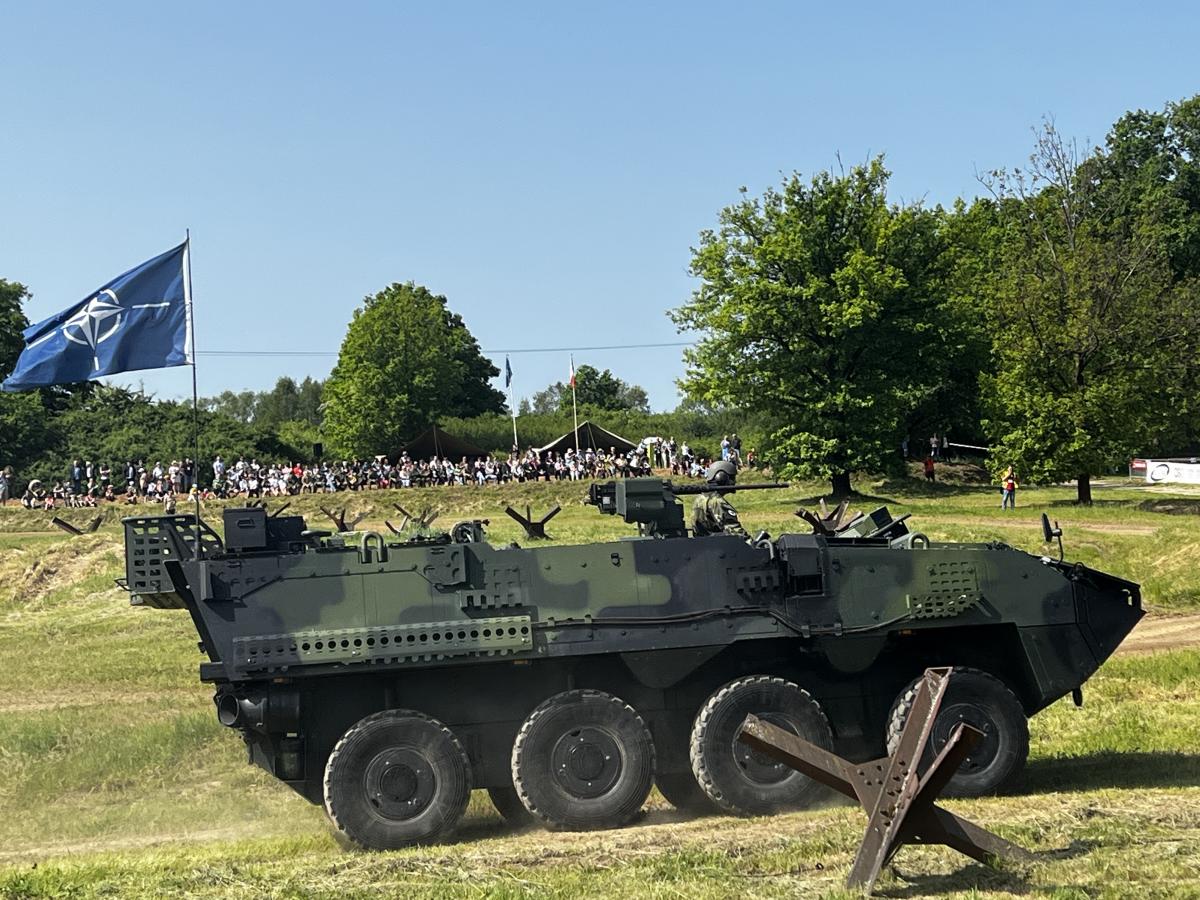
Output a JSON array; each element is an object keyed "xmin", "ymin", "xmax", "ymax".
[{"xmin": 1, "ymin": 474, "xmax": 1198, "ymax": 898}]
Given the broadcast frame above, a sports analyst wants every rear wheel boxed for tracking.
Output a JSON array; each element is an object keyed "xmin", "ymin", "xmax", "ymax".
[
  {"xmin": 323, "ymin": 709, "xmax": 471, "ymax": 849},
  {"xmin": 886, "ymin": 667, "xmax": 1029, "ymax": 797},
  {"xmin": 656, "ymin": 771, "xmax": 717, "ymax": 813},
  {"xmin": 512, "ymin": 689, "xmax": 655, "ymax": 830},
  {"xmin": 690, "ymin": 675, "xmax": 833, "ymax": 816},
  {"xmin": 487, "ymin": 783, "xmax": 535, "ymax": 828}
]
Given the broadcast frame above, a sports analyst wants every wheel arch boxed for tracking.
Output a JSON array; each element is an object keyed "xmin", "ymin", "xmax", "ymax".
[{"xmin": 878, "ymin": 623, "xmax": 1039, "ymax": 714}]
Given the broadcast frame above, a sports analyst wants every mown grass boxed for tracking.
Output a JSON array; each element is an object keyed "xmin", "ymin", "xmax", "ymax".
[{"xmin": 1, "ymin": 476, "xmax": 1199, "ymax": 897}]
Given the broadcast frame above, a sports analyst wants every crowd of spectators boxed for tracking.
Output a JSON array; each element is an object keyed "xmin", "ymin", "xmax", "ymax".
[{"xmin": 3, "ymin": 435, "xmax": 746, "ymax": 511}]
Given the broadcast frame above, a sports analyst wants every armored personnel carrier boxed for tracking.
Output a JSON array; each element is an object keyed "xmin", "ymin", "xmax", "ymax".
[{"xmin": 120, "ymin": 479, "xmax": 1141, "ymax": 849}]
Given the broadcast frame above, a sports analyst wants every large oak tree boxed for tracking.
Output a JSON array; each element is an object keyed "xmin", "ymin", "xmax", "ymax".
[
  {"xmin": 322, "ymin": 282, "xmax": 504, "ymax": 457},
  {"xmin": 672, "ymin": 160, "xmax": 955, "ymax": 495}
]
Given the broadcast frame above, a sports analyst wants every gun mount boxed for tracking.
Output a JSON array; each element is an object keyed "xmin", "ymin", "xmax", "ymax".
[{"xmin": 586, "ymin": 477, "xmax": 788, "ymax": 537}]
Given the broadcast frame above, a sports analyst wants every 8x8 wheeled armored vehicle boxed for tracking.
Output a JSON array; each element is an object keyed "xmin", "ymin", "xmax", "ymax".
[{"xmin": 120, "ymin": 479, "xmax": 1141, "ymax": 848}]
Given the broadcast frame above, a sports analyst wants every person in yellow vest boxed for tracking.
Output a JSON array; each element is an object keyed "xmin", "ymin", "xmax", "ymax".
[{"xmin": 1001, "ymin": 466, "xmax": 1018, "ymax": 509}]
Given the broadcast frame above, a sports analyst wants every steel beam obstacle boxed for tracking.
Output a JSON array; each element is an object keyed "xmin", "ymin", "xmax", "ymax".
[
  {"xmin": 50, "ymin": 515, "xmax": 103, "ymax": 536},
  {"xmin": 737, "ymin": 667, "xmax": 1032, "ymax": 894},
  {"xmin": 504, "ymin": 504, "xmax": 561, "ymax": 540}
]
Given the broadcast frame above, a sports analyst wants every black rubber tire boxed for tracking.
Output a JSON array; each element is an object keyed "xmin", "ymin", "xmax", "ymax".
[
  {"xmin": 690, "ymin": 675, "xmax": 833, "ymax": 816},
  {"xmin": 886, "ymin": 667, "xmax": 1029, "ymax": 797},
  {"xmin": 512, "ymin": 689, "xmax": 655, "ymax": 830},
  {"xmin": 656, "ymin": 771, "xmax": 717, "ymax": 813},
  {"xmin": 323, "ymin": 709, "xmax": 472, "ymax": 849},
  {"xmin": 487, "ymin": 783, "xmax": 535, "ymax": 828}
]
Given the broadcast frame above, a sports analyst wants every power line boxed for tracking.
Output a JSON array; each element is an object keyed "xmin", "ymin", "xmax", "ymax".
[{"xmin": 195, "ymin": 340, "xmax": 696, "ymax": 359}]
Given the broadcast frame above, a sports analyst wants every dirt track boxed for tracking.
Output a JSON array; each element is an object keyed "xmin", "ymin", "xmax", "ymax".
[
  {"xmin": 1120, "ymin": 613, "xmax": 1200, "ymax": 654},
  {"xmin": 934, "ymin": 515, "xmax": 1158, "ymax": 536}
]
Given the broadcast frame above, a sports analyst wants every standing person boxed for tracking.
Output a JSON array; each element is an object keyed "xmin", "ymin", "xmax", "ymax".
[
  {"xmin": 901, "ymin": 437, "xmax": 909, "ymax": 459},
  {"xmin": 1001, "ymin": 466, "xmax": 1018, "ymax": 509},
  {"xmin": 929, "ymin": 434, "xmax": 939, "ymax": 460},
  {"xmin": 0, "ymin": 466, "xmax": 10, "ymax": 506},
  {"xmin": 923, "ymin": 455, "xmax": 936, "ymax": 483}
]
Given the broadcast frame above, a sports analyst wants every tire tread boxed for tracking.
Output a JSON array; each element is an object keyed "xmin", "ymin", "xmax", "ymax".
[
  {"xmin": 689, "ymin": 675, "xmax": 831, "ymax": 816},
  {"xmin": 511, "ymin": 688, "xmax": 654, "ymax": 830},
  {"xmin": 323, "ymin": 708, "xmax": 471, "ymax": 848},
  {"xmin": 885, "ymin": 666, "xmax": 1028, "ymax": 796}
]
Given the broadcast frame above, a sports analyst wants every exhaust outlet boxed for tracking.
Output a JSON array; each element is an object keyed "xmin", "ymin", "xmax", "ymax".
[{"xmin": 214, "ymin": 689, "xmax": 299, "ymax": 733}]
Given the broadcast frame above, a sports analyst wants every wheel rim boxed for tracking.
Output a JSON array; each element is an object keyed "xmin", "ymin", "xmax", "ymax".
[
  {"xmin": 363, "ymin": 747, "xmax": 437, "ymax": 820},
  {"xmin": 931, "ymin": 702, "xmax": 999, "ymax": 775},
  {"xmin": 550, "ymin": 726, "xmax": 623, "ymax": 798},
  {"xmin": 731, "ymin": 712, "xmax": 800, "ymax": 785}
]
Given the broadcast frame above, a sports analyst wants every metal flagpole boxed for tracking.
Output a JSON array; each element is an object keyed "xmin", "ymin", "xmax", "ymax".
[
  {"xmin": 570, "ymin": 354, "xmax": 579, "ymax": 456},
  {"xmin": 509, "ymin": 386, "xmax": 518, "ymax": 452},
  {"xmin": 507, "ymin": 355, "xmax": 518, "ymax": 452},
  {"xmin": 184, "ymin": 230, "xmax": 202, "ymax": 557}
]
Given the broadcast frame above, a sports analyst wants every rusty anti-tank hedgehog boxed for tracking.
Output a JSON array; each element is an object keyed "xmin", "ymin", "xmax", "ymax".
[{"xmin": 119, "ymin": 479, "xmax": 1141, "ymax": 848}]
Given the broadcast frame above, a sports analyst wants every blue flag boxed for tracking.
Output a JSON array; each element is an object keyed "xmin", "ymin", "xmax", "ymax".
[
  {"xmin": 505, "ymin": 355, "xmax": 513, "ymax": 388},
  {"xmin": 2, "ymin": 242, "xmax": 191, "ymax": 392}
]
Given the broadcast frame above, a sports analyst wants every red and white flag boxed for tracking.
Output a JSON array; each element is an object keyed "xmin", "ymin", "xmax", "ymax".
[{"xmin": 569, "ymin": 356, "xmax": 576, "ymax": 389}]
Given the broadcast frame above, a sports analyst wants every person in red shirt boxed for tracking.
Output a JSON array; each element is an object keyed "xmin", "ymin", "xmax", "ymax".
[
  {"xmin": 923, "ymin": 455, "xmax": 936, "ymax": 482},
  {"xmin": 1001, "ymin": 467, "xmax": 1018, "ymax": 509}
]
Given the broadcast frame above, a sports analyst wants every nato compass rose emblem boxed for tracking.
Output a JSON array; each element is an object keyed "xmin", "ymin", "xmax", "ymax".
[{"xmin": 63, "ymin": 289, "xmax": 123, "ymax": 370}]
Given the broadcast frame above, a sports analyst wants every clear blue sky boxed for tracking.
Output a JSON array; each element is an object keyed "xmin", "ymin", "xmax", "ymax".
[{"xmin": 1, "ymin": 2, "xmax": 1195, "ymax": 412}]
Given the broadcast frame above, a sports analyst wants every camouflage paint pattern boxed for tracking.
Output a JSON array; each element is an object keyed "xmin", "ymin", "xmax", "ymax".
[{"xmin": 120, "ymin": 481, "xmax": 1142, "ymax": 805}]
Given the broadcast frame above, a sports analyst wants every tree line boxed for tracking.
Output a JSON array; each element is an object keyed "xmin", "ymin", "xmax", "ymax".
[
  {"xmin": 676, "ymin": 100, "xmax": 1200, "ymax": 500},
  {"xmin": 3, "ymin": 96, "xmax": 1200, "ymax": 501}
]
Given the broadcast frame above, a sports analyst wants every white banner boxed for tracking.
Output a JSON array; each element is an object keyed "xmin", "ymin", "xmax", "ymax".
[{"xmin": 1142, "ymin": 459, "xmax": 1200, "ymax": 485}]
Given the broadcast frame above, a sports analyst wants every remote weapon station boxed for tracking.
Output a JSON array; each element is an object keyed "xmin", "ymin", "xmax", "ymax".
[{"xmin": 121, "ymin": 481, "xmax": 1141, "ymax": 849}]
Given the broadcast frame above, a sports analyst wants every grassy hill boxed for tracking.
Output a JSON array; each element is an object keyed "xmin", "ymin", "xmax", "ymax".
[{"xmin": 1, "ymin": 475, "xmax": 1199, "ymax": 897}]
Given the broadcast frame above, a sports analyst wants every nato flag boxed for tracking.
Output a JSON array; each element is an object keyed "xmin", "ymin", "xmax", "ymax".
[{"xmin": 2, "ymin": 242, "xmax": 192, "ymax": 392}]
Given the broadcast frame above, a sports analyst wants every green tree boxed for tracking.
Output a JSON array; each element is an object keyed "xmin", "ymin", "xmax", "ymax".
[
  {"xmin": 19, "ymin": 384, "xmax": 306, "ymax": 488},
  {"xmin": 978, "ymin": 122, "xmax": 1200, "ymax": 504},
  {"xmin": 322, "ymin": 282, "xmax": 505, "ymax": 456},
  {"xmin": 0, "ymin": 280, "xmax": 55, "ymax": 483},
  {"xmin": 0, "ymin": 279, "xmax": 31, "ymax": 379},
  {"xmin": 672, "ymin": 160, "xmax": 953, "ymax": 495},
  {"xmin": 200, "ymin": 389, "xmax": 258, "ymax": 423},
  {"xmin": 201, "ymin": 376, "xmax": 325, "ymax": 429},
  {"xmin": 1083, "ymin": 95, "xmax": 1200, "ymax": 455},
  {"xmin": 528, "ymin": 365, "xmax": 651, "ymax": 415},
  {"xmin": 1088, "ymin": 95, "xmax": 1200, "ymax": 281},
  {"xmin": 254, "ymin": 376, "xmax": 324, "ymax": 429}
]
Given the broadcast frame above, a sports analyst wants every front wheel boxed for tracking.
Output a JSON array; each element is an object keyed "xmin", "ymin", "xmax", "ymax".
[
  {"xmin": 323, "ymin": 709, "xmax": 472, "ymax": 849},
  {"xmin": 886, "ymin": 667, "xmax": 1029, "ymax": 796}
]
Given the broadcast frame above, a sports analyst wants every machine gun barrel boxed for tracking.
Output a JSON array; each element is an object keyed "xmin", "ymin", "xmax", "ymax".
[{"xmin": 669, "ymin": 481, "xmax": 789, "ymax": 495}]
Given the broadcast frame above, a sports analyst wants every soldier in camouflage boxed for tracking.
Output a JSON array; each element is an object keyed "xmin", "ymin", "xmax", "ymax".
[{"xmin": 691, "ymin": 460, "xmax": 746, "ymax": 536}]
